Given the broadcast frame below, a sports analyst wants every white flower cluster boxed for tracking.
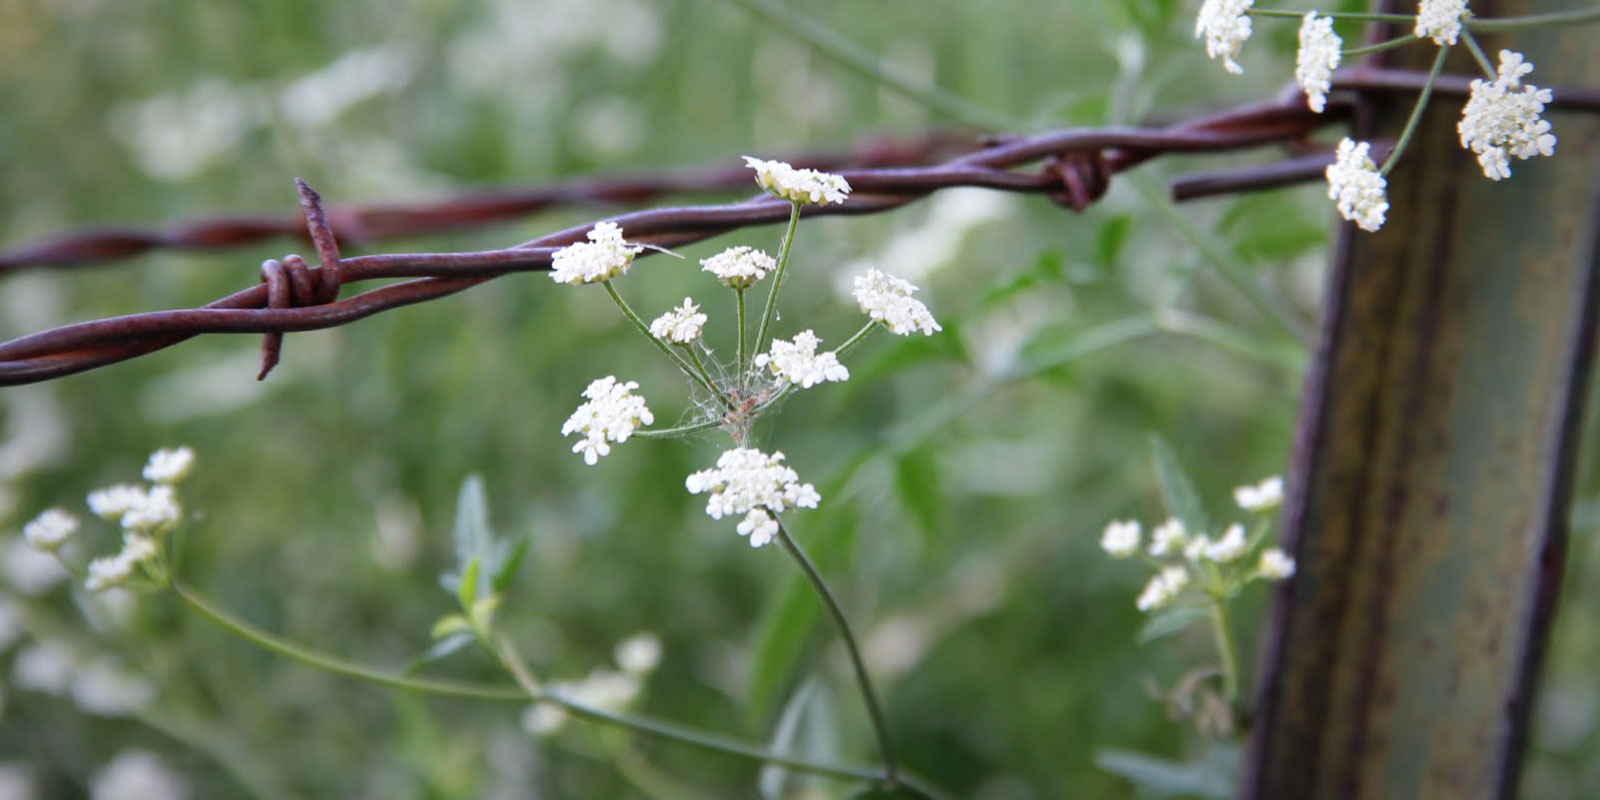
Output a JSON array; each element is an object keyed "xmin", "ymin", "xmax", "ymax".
[
  {"xmin": 561, "ymin": 376, "xmax": 654, "ymax": 465},
  {"xmin": 1194, "ymin": 0, "xmax": 1254, "ymax": 75},
  {"xmin": 685, "ymin": 448, "xmax": 820, "ymax": 547},
  {"xmin": 1326, "ymin": 138, "xmax": 1389, "ymax": 233},
  {"xmin": 1101, "ymin": 473, "xmax": 1298, "ymax": 612},
  {"xmin": 23, "ymin": 509, "xmax": 77, "ymax": 552},
  {"xmin": 1458, "ymin": 50, "xmax": 1556, "ymax": 181},
  {"xmin": 700, "ymin": 245, "xmax": 774, "ymax": 289},
  {"xmin": 549, "ymin": 222, "xmax": 643, "ymax": 285},
  {"xmin": 1294, "ymin": 13, "xmax": 1341, "ymax": 113},
  {"xmin": 649, "ymin": 297, "xmax": 707, "ymax": 344},
  {"xmin": 754, "ymin": 330, "xmax": 849, "ymax": 389},
  {"xmin": 852, "ymin": 269, "xmax": 941, "ymax": 336},
  {"xmin": 522, "ymin": 632, "xmax": 661, "ymax": 737},
  {"xmin": 743, "ymin": 157, "xmax": 852, "ymax": 205},
  {"xmin": 1233, "ymin": 475, "xmax": 1284, "ymax": 512},
  {"xmin": 142, "ymin": 446, "xmax": 195, "ymax": 485},
  {"xmin": 86, "ymin": 534, "xmax": 158, "ymax": 592},
  {"xmin": 1415, "ymin": 0, "xmax": 1468, "ymax": 45}
]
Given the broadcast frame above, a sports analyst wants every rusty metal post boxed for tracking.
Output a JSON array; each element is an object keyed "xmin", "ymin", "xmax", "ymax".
[{"xmin": 1243, "ymin": 3, "xmax": 1600, "ymax": 798}]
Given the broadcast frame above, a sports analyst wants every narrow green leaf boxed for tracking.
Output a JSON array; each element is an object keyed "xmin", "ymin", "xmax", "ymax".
[
  {"xmin": 1094, "ymin": 748, "xmax": 1233, "ymax": 799},
  {"xmin": 405, "ymin": 630, "xmax": 475, "ymax": 675},
  {"xmin": 893, "ymin": 447, "xmax": 943, "ymax": 539},
  {"xmin": 429, "ymin": 614, "xmax": 472, "ymax": 641},
  {"xmin": 458, "ymin": 558, "xmax": 480, "ymax": 613},
  {"xmin": 1137, "ymin": 606, "xmax": 1209, "ymax": 645},
  {"xmin": 759, "ymin": 681, "xmax": 818, "ymax": 799},
  {"xmin": 492, "ymin": 536, "xmax": 530, "ymax": 595},
  {"xmin": 1149, "ymin": 435, "xmax": 1209, "ymax": 535},
  {"xmin": 440, "ymin": 474, "xmax": 492, "ymax": 597}
]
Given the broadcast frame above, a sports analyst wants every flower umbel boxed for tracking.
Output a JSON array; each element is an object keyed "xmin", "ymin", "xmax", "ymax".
[
  {"xmin": 649, "ymin": 298, "xmax": 708, "ymax": 344},
  {"xmin": 743, "ymin": 157, "xmax": 851, "ymax": 205},
  {"xmin": 1326, "ymin": 138, "xmax": 1389, "ymax": 232},
  {"xmin": 1294, "ymin": 13, "xmax": 1341, "ymax": 113},
  {"xmin": 1415, "ymin": 0, "xmax": 1469, "ymax": 45},
  {"xmin": 142, "ymin": 446, "xmax": 194, "ymax": 485},
  {"xmin": 549, "ymin": 222, "xmax": 644, "ymax": 285},
  {"xmin": 1100, "ymin": 520, "xmax": 1141, "ymax": 558},
  {"xmin": 1234, "ymin": 475, "xmax": 1284, "ymax": 512},
  {"xmin": 561, "ymin": 376, "xmax": 654, "ymax": 465},
  {"xmin": 700, "ymin": 246, "xmax": 775, "ymax": 289},
  {"xmin": 1136, "ymin": 566, "xmax": 1190, "ymax": 611},
  {"xmin": 852, "ymin": 269, "xmax": 941, "ymax": 336},
  {"xmin": 1149, "ymin": 518, "xmax": 1188, "ymax": 557},
  {"xmin": 754, "ymin": 330, "xmax": 849, "ymax": 389},
  {"xmin": 1259, "ymin": 547, "xmax": 1297, "ymax": 580},
  {"xmin": 23, "ymin": 509, "xmax": 78, "ymax": 552},
  {"xmin": 685, "ymin": 448, "xmax": 820, "ymax": 547},
  {"xmin": 1194, "ymin": 0, "xmax": 1254, "ymax": 75},
  {"xmin": 1458, "ymin": 50, "xmax": 1556, "ymax": 181}
]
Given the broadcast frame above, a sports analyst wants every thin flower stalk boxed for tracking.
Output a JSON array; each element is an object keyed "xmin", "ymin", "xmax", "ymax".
[
  {"xmin": 602, "ymin": 280, "xmax": 732, "ymax": 411},
  {"xmin": 753, "ymin": 202, "xmax": 803, "ymax": 358}
]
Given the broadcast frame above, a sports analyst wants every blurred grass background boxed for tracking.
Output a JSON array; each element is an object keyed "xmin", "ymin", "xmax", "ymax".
[{"xmin": 0, "ymin": 0, "xmax": 1597, "ymax": 797}]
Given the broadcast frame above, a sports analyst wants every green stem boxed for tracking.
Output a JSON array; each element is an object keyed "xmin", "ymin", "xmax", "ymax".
[
  {"xmin": 603, "ymin": 280, "xmax": 732, "ymax": 410},
  {"xmin": 1380, "ymin": 44, "xmax": 1451, "ymax": 175},
  {"xmin": 736, "ymin": 287, "xmax": 749, "ymax": 388},
  {"xmin": 836, "ymin": 321, "xmax": 878, "ymax": 358},
  {"xmin": 772, "ymin": 520, "xmax": 899, "ymax": 784},
  {"xmin": 722, "ymin": 0, "xmax": 1018, "ymax": 130},
  {"xmin": 1248, "ymin": 8, "xmax": 1413, "ymax": 22},
  {"xmin": 1468, "ymin": 6, "xmax": 1600, "ymax": 30},
  {"xmin": 754, "ymin": 202, "xmax": 803, "ymax": 357},
  {"xmin": 1459, "ymin": 28, "xmax": 1497, "ymax": 79},
  {"xmin": 1342, "ymin": 34, "xmax": 1419, "ymax": 57},
  {"xmin": 1207, "ymin": 599, "xmax": 1240, "ymax": 705},
  {"xmin": 680, "ymin": 345, "xmax": 724, "ymax": 401},
  {"xmin": 172, "ymin": 582, "xmax": 898, "ymax": 786}
]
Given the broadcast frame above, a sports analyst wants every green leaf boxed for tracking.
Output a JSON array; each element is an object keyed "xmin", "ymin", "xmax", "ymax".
[
  {"xmin": 1137, "ymin": 606, "xmax": 1209, "ymax": 645},
  {"xmin": 1094, "ymin": 213, "xmax": 1133, "ymax": 268},
  {"xmin": 429, "ymin": 614, "xmax": 472, "ymax": 641},
  {"xmin": 458, "ymin": 557, "xmax": 480, "ymax": 613},
  {"xmin": 469, "ymin": 593, "xmax": 501, "ymax": 630},
  {"xmin": 439, "ymin": 474, "xmax": 493, "ymax": 598},
  {"xmin": 759, "ymin": 681, "xmax": 817, "ymax": 800},
  {"xmin": 893, "ymin": 447, "xmax": 943, "ymax": 539},
  {"xmin": 492, "ymin": 536, "xmax": 530, "ymax": 595},
  {"xmin": 1094, "ymin": 745, "xmax": 1239, "ymax": 799},
  {"xmin": 1149, "ymin": 435, "xmax": 1209, "ymax": 535},
  {"xmin": 406, "ymin": 630, "xmax": 475, "ymax": 675},
  {"xmin": 1012, "ymin": 316, "xmax": 1157, "ymax": 379}
]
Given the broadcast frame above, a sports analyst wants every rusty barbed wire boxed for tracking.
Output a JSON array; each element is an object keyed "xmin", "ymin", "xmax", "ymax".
[
  {"xmin": 0, "ymin": 133, "xmax": 976, "ymax": 274},
  {"xmin": 7, "ymin": 67, "xmax": 1600, "ymax": 387}
]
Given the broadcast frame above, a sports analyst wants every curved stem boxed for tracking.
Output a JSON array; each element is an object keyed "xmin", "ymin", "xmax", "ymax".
[
  {"xmin": 603, "ymin": 280, "xmax": 732, "ymax": 410},
  {"xmin": 836, "ymin": 321, "xmax": 878, "ymax": 358},
  {"xmin": 172, "ymin": 582, "xmax": 896, "ymax": 785},
  {"xmin": 1342, "ymin": 34, "xmax": 1418, "ymax": 58},
  {"xmin": 1468, "ymin": 6, "xmax": 1600, "ymax": 30},
  {"xmin": 772, "ymin": 520, "xmax": 899, "ymax": 783},
  {"xmin": 680, "ymin": 344, "xmax": 723, "ymax": 400},
  {"xmin": 1380, "ymin": 44, "xmax": 1451, "ymax": 175},
  {"xmin": 754, "ymin": 202, "xmax": 802, "ymax": 356}
]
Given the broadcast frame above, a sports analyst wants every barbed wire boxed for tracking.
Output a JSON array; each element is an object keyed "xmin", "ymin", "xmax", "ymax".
[{"xmin": 5, "ymin": 68, "xmax": 1598, "ymax": 387}]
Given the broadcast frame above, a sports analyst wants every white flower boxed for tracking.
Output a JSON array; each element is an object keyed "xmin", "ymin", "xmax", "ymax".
[
  {"xmin": 84, "ymin": 535, "xmax": 156, "ymax": 593},
  {"xmin": 13, "ymin": 641, "xmax": 76, "ymax": 694},
  {"xmin": 754, "ymin": 330, "xmax": 849, "ymax": 389},
  {"xmin": 561, "ymin": 376, "xmax": 654, "ymax": 465},
  {"xmin": 614, "ymin": 632, "xmax": 662, "ymax": 675},
  {"xmin": 121, "ymin": 486, "xmax": 179, "ymax": 533},
  {"xmin": 548, "ymin": 222, "xmax": 643, "ymax": 285},
  {"xmin": 23, "ymin": 508, "xmax": 77, "ymax": 552},
  {"xmin": 91, "ymin": 750, "xmax": 190, "ymax": 800},
  {"xmin": 853, "ymin": 269, "xmax": 941, "ymax": 336},
  {"xmin": 1135, "ymin": 566, "xmax": 1191, "ymax": 612},
  {"xmin": 86, "ymin": 485, "xmax": 147, "ymax": 521},
  {"xmin": 1294, "ymin": 13, "xmax": 1341, "ymax": 113},
  {"xmin": 685, "ymin": 448, "xmax": 820, "ymax": 546},
  {"xmin": 1100, "ymin": 520, "xmax": 1141, "ymax": 558},
  {"xmin": 142, "ymin": 447, "xmax": 194, "ymax": 485},
  {"xmin": 72, "ymin": 657, "xmax": 155, "ymax": 716},
  {"xmin": 522, "ymin": 702, "xmax": 567, "ymax": 736},
  {"xmin": 743, "ymin": 156, "xmax": 850, "ymax": 205},
  {"xmin": 550, "ymin": 668, "xmax": 642, "ymax": 712},
  {"xmin": 1415, "ymin": 0, "xmax": 1468, "ymax": 45},
  {"xmin": 2, "ymin": 540, "xmax": 69, "ymax": 595},
  {"xmin": 1259, "ymin": 547, "xmax": 1297, "ymax": 580},
  {"xmin": 1458, "ymin": 50, "xmax": 1556, "ymax": 181},
  {"xmin": 1205, "ymin": 523, "xmax": 1248, "ymax": 562},
  {"xmin": 648, "ymin": 297, "xmax": 707, "ymax": 344},
  {"xmin": 1194, "ymin": 0, "xmax": 1254, "ymax": 75},
  {"xmin": 700, "ymin": 246, "xmax": 775, "ymax": 289},
  {"xmin": 1326, "ymin": 138, "xmax": 1389, "ymax": 232},
  {"xmin": 1235, "ymin": 475, "xmax": 1284, "ymax": 511},
  {"xmin": 1183, "ymin": 534, "xmax": 1212, "ymax": 563},
  {"xmin": 1148, "ymin": 517, "xmax": 1188, "ymax": 557}
]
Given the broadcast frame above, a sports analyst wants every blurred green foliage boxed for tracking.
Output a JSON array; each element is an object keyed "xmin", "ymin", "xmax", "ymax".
[{"xmin": 0, "ymin": 0, "xmax": 1594, "ymax": 798}]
